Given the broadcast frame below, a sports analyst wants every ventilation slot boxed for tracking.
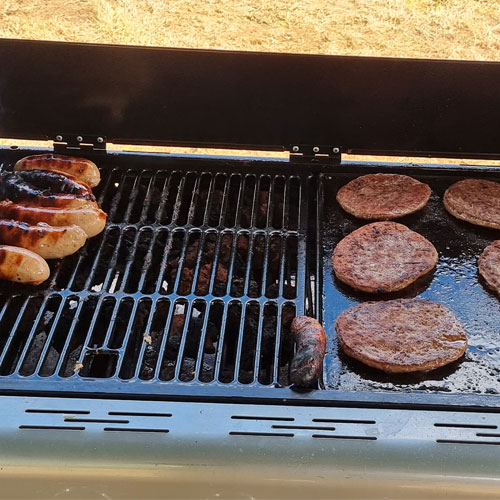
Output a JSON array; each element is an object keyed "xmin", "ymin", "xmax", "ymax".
[
  {"xmin": 25, "ymin": 409, "xmax": 90, "ymax": 415},
  {"xmin": 434, "ymin": 423, "xmax": 498, "ymax": 429},
  {"xmin": 437, "ymin": 439, "xmax": 500, "ymax": 446},
  {"xmin": 19, "ymin": 425, "xmax": 85, "ymax": 431},
  {"xmin": 313, "ymin": 418, "xmax": 376, "ymax": 424},
  {"xmin": 104, "ymin": 427, "xmax": 169, "ymax": 433},
  {"xmin": 229, "ymin": 432, "xmax": 294, "ymax": 438},
  {"xmin": 313, "ymin": 435, "xmax": 377, "ymax": 441},
  {"xmin": 231, "ymin": 415, "xmax": 294, "ymax": 422},
  {"xmin": 108, "ymin": 412, "xmax": 172, "ymax": 418}
]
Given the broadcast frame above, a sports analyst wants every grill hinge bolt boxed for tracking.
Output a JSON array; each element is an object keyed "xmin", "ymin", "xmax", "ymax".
[
  {"xmin": 53, "ymin": 134, "xmax": 107, "ymax": 155},
  {"xmin": 289, "ymin": 144, "xmax": 341, "ymax": 165}
]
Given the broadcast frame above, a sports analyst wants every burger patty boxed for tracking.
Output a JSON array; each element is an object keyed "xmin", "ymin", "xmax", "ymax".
[
  {"xmin": 332, "ymin": 221, "xmax": 438, "ymax": 293},
  {"xmin": 443, "ymin": 178, "xmax": 500, "ymax": 230},
  {"xmin": 336, "ymin": 173, "xmax": 431, "ymax": 220},
  {"xmin": 478, "ymin": 240, "xmax": 500, "ymax": 296},
  {"xmin": 335, "ymin": 298, "xmax": 467, "ymax": 373}
]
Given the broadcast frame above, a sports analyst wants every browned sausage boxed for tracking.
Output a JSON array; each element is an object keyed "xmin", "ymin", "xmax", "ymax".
[
  {"xmin": 0, "ymin": 245, "xmax": 50, "ymax": 284},
  {"xmin": 290, "ymin": 316, "xmax": 326, "ymax": 387},
  {"xmin": 0, "ymin": 220, "xmax": 87, "ymax": 259},
  {"xmin": 0, "ymin": 201, "xmax": 107, "ymax": 237},
  {"xmin": 14, "ymin": 154, "xmax": 101, "ymax": 188}
]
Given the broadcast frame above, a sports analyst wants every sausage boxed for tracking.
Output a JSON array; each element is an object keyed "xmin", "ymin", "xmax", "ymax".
[
  {"xmin": 0, "ymin": 201, "xmax": 107, "ymax": 237},
  {"xmin": 13, "ymin": 170, "xmax": 94, "ymax": 197},
  {"xmin": 0, "ymin": 220, "xmax": 87, "ymax": 259},
  {"xmin": 0, "ymin": 171, "xmax": 96, "ymax": 209},
  {"xmin": 0, "ymin": 245, "xmax": 50, "ymax": 284},
  {"xmin": 290, "ymin": 316, "xmax": 326, "ymax": 387},
  {"xmin": 14, "ymin": 154, "xmax": 101, "ymax": 188}
]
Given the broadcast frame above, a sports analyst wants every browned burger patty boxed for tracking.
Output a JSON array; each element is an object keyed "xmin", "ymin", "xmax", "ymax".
[
  {"xmin": 443, "ymin": 178, "xmax": 500, "ymax": 230},
  {"xmin": 478, "ymin": 240, "xmax": 500, "ymax": 296},
  {"xmin": 332, "ymin": 221, "xmax": 438, "ymax": 293},
  {"xmin": 335, "ymin": 298, "xmax": 467, "ymax": 373},
  {"xmin": 336, "ymin": 173, "xmax": 431, "ymax": 220}
]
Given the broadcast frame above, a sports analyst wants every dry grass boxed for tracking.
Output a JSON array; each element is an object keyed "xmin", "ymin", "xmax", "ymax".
[
  {"xmin": 1, "ymin": 0, "xmax": 500, "ymax": 60},
  {"xmin": 0, "ymin": 0, "xmax": 499, "ymax": 164}
]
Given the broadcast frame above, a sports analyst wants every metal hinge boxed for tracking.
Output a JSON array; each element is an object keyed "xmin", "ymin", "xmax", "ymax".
[
  {"xmin": 53, "ymin": 134, "xmax": 107, "ymax": 155},
  {"xmin": 289, "ymin": 144, "xmax": 341, "ymax": 164}
]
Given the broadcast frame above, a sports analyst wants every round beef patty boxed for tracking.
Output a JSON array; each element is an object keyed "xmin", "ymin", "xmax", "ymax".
[
  {"xmin": 336, "ymin": 173, "xmax": 431, "ymax": 220},
  {"xmin": 478, "ymin": 240, "xmax": 500, "ymax": 296},
  {"xmin": 335, "ymin": 298, "xmax": 467, "ymax": 373},
  {"xmin": 443, "ymin": 178, "xmax": 500, "ymax": 230},
  {"xmin": 332, "ymin": 221, "xmax": 438, "ymax": 293}
]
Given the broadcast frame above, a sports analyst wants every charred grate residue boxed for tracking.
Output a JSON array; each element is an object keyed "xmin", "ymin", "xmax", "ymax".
[{"xmin": 0, "ymin": 162, "xmax": 316, "ymax": 392}]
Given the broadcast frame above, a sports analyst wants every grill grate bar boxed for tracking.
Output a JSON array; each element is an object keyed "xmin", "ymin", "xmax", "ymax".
[
  {"xmin": 213, "ymin": 301, "xmax": 231, "ymax": 382},
  {"xmin": 193, "ymin": 298, "xmax": 213, "ymax": 381},
  {"xmin": 232, "ymin": 301, "xmax": 249, "ymax": 383},
  {"xmin": 138, "ymin": 173, "xmax": 156, "ymax": 224},
  {"xmin": 133, "ymin": 299, "xmax": 162, "ymax": 379},
  {"xmin": 53, "ymin": 298, "xmax": 86, "ymax": 376},
  {"xmin": 0, "ymin": 297, "xmax": 31, "ymax": 371},
  {"xmin": 252, "ymin": 301, "xmax": 266, "ymax": 384},
  {"xmin": 186, "ymin": 173, "xmax": 204, "ymax": 226},
  {"xmin": 122, "ymin": 170, "xmax": 143, "ymax": 223},
  {"xmin": 154, "ymin": 172, "xmax": 173, "ymax": 224},
  {"xmin": 30, "ymin": 297, "xmax": 70, "ymax": 376},
  {"xmin": 173, "ymin": 301, "xmax": 195, "ymax": 381},
  {"xmin": 12, "ymin": 295, "xmax": 51, "ymax": 375},
  {"xmin": 153, "ymin": 298, "xmax": 176, "ymax": 380}
]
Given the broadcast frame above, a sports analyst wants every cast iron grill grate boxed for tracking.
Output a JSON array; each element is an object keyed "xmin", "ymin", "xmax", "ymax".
[{"xmin": 0, "ymin": 160, "xmax": 318, "ymax": 393}]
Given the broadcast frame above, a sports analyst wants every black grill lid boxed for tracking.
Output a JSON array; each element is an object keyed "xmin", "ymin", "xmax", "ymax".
[{"xmin": 1, "ymin": 38, "xmax": 500, "ymax": 158}]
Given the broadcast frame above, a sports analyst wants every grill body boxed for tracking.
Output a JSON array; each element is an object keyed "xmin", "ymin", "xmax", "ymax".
[{"xmin": 0, "ymin": 38, "xmax": 499, "ymax": 498}]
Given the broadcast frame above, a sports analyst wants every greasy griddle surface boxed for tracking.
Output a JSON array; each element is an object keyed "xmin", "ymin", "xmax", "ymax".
[{"xmin": 322, "ymin": 170, "xmax": 500, "ymax": 395}]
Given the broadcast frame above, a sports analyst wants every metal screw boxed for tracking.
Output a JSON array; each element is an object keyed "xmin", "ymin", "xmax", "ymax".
[
  {"xmin": 313, "ymin": 146, "xmax": 320, "ymax": 153},
  {"xmin": 55, "ymin": 135, "xmax": 63, "ymax": 141},
  {"xmin": 333, "ymin": 147, "xmax": 340, "ymax": 154},
  {"xmin": 76, "ymin": 136, "xmax": 83, "ymax": 142},
  {"xmin": 292, "ymin": 146, "xmax": 299, "ymax": 152},
  {"xmin": 97, "ymin": 136, "xmax": 104, "ymax": 143}
]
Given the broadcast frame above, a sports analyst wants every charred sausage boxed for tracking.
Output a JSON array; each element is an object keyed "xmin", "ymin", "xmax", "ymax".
[
  {"xmin": 0, "ymin": 245, "xmax": 49, "ymax": 284},
  {"xmin": 0, "ymin": 201, "xmax": 107, "ymax": 237},
  {"xmin": 14, "ymin": 154, "xmax": 101, "ymax": 188},
  {"xmin": 0, "ymin": 220, "xmax": 87, "ymax": 259},
  {"xmin": 290, "ymin": 316, "xmax": 326, "ymax": 387},
  {"xmin": 0, "ymin": 170, "xmax": 96, "ymax": 209}
]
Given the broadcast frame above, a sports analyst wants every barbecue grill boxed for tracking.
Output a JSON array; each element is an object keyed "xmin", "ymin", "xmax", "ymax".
[{"xmin": 0, "ymin": 38, "xmax": 499, "ymax": 499}]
